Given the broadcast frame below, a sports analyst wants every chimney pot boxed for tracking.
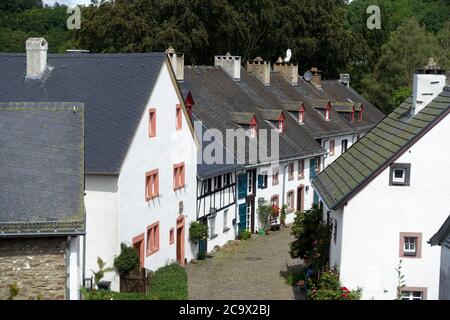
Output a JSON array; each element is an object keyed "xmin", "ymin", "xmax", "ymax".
[
  {"xmin": 246, "ymin": 57, "xmax": 271, "ymax": 86},
  {"xmin": 340, "ymin": 74, "xmax": 350, "ymax": 87},
  {"xmin": 166, "ymin": 47, "xmax": 184, "ymax": 81},
  {"xmin": 214, "ymin": 53, "xmax": 241, "ymax": 80},
  {"xmin": 273, "ymin": 62, "xmax": 298, "ymax": 85},
  {"xmin": 26, "ymin": 37, "xmax": 48, "ymax": 79},
  {"xmin": 412, "ymin": 58, "xmax": 446, "ymax": 116}
]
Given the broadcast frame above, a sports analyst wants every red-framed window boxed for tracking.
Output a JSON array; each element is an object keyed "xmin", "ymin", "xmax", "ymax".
[
  {"xmin": 145, "ymin": 169, "xmax": 159, "ymax": 201},
  {"xmin": 250, "ymin": 116, "xmax": 258, "ymax": 138},
  {"xmin": 298, "ymin": 159, "xmax": 305, "ymax": 179},
  {"xmin": 329, "ymin": 139, "xmax": 335, "ymax": 156},
  {"xmin": 176, "ymin": 104, "xmax": 182, "ymax": 130},
  {"xmin": 298, "ymin": 104, "xmax": 305, "ymax": 124},
  {"xmin": 287, "ymin": 190, "xmax": 295, "ymax": 212},
  {"xmin": 173, "ymin": 162, "xmax": 185, "ymax": 190},
  {"xmin": 132, "ymin": 233, "xmax": 145, "ymax": 267},
  {"xmin": 272, "ymin": 167, "xmax": 279, "ymax": 185},
  {"xmin": 270, "ymin": 195, "xmax": 279, "ymax": 206},
  {"xmin": 146, "ymin": 222, "xmax": 160, "ymax": 256},
  {"xmin": 149, "ymin": 108, "xmax": 156, "ymax": 137},
  {"xmin": 358, "ymin": 105, "xmax": 364, "ymax": 121},
  {"xmin": 278, "ymin": 112, "xmax": 286, "ymax": 133},
  {"xmin": 288, "ymin": 162, "xmax": 294, "ymax": 181}
]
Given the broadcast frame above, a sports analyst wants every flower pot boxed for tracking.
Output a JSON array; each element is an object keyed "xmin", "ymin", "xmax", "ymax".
[{"xmin": 264, "ymin": 229, "xmax": 269, "ymax": 235}]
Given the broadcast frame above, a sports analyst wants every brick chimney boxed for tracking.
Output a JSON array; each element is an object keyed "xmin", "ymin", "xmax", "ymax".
[
  {"xmin": 310, "ymin": 67, "xmax": 321, "ymax": 88},
  {"xmin": 246, "ymin": 57, "xmax": 271, "ymax": 86},
  {"xmin": 214, "ymin": 52, "xmax": 241, "ymax": 80},
  {"xmin": 412, "ymin": 58, "xmax": 446, "ymax": 116},
  {"xmin": 26, "ymin": 37, "xmax": 48, "ymax": 79},
  {"xmin": 165, "ymin": 47, "xmax": 184, "ymax": 81},
  {"xmin": 273, "ymin": 62, "xmax": 298, "ymax": 85}
]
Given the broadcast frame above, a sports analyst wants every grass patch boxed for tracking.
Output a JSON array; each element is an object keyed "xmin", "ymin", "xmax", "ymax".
[
  {"xmin": 82, "ymin": 262, "xmax": 188, "ymax": 300},
  {"xmin": 148, "ymin": 263, "xmax": 188, "ymax": 300}
]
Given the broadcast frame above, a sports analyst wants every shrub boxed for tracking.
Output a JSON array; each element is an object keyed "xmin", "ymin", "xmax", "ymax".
[
  {"xmin": 148, "ymin": 263, "xmax": 188, "ymax": 300},
  {"xmin": 197, "ymin": 251, "xmax": 206, "ymax": 260},
  {"xmin": 238, "ymin": 229, "xmax": 251, "ymax": 240},
  {"xmin": 114, "ymin": 243, "xmax": 140, "ymax": 276},
  {"xmin": 257, "ymin": 201, "xmax": 272, "ymax": 231},
  {"xmin": 289, "ymin": 207, "xmax": 332, "ymax": 270},
  {"xmin": 8, "ymin": 283, "xmax": 19, "ymax": 300},
  {"xmin": 280, "ymin": 205, "xmax": 287, "ymax": 226},
  {"xmin": 91, "ymin": 257, "xmax": 114, "ymax": 286},
  {"xmin": 189, "ymin": 221, "xmax": 208, "ymax": 243},
  {"xmin": 307, "ymin": 269, "xmax": 362, "ymax": 300}
]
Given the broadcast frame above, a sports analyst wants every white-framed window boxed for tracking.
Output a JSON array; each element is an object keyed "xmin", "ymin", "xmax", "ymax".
[
  {"xmin": 390, "ymin": 163, "xmax": 411, "ymax": 186},
  {"xmin": 286, "ymin": 191, "xmax": 294, "ymax": 210},
  {"xmin": 401, "ymin": 290, "xmax": 424, "ymax": 300},
  {"xmin": 209, "ymin": 215, "xmax": 217, "ymax": 239},
  {"xmin": 223, "ymin": 209, "xmax": 229, "ymax": 231},
  {"xmin": 203, "ymin": 178, "xmax": 211, "ymax": 194},
  {"xmin": 248, "ymin": 171, "xmax": 254, "ymax": 194},
  {"xmin": 213, "ymin": 175, "xmax": 222, "ymax": 190},
  {"xmin": 246, "ymin": 201, "xmax": 252, "ymax": 231},
  {"xmin": 341, "ymin": 139, "xmax": 348, "ymax": 153},
  {"xmin": 404, "ymin": 237, "xmax": 417, "ymax": 256}
]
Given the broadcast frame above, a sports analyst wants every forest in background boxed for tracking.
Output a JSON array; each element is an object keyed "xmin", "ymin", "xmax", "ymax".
[{"xmin": 0, "ymin": 0, "xmax": 449, "ymax": 113}]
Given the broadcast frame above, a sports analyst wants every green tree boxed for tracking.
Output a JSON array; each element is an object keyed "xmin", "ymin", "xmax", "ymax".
[{"xmin": 361, "ymin": 18, "xmax": 446, "ymax": 113}]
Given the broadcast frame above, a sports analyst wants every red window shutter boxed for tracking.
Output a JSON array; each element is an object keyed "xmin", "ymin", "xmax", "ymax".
[
  {"xmin": 176, "ymin": 104, "xmax": 182, "ymax": 130},
  {"xmin": 149, "ymin": 109, "xmax": 156, "ymax": 137}
]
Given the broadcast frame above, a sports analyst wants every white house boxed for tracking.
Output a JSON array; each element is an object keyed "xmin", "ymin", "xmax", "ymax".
[
  {"xmin": 0, "ymin": 40, "xmax": 199, "ymax": 292},
  {"xmin": 312, "ymin": 60, "xmax": 450, "ymax": 300}
]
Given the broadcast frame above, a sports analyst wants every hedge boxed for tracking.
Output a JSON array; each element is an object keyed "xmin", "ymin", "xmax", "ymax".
[{"xmin": 148, "ymin": 263, "xmax": 188, "ymax": 300}]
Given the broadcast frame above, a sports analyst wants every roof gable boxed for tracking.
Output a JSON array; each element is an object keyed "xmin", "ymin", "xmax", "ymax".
[{"xmin": 312, "ymin": 88, "xmax": 450, "ymax": 210}]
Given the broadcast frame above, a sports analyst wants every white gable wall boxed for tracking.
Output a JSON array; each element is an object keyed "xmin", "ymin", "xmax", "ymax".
[
  {"xmin": 118, "ymin": 62, "xmax": 197, "ymax": 270},
  {"xmin": 334, "ymin": 114, "xmax": 449, "ymax": 300}
]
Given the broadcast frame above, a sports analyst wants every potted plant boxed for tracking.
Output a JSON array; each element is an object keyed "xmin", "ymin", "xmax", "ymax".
[
  {"xmin": 257, "ymin": 202, "xmax": 271, "ymax": 234},
  {"xmin": 280, "ymin": 205, "xmax": 287, "ymax": 226}
]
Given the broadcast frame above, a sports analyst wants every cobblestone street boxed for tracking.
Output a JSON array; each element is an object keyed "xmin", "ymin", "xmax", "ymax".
[{"xmin": 186, "ymin": 225, "xmax": 303, "ymax": 300}]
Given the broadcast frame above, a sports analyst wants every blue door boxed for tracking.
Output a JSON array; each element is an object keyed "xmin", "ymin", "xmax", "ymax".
[
  {"xmin": 198, "ymin": 219, "xmax": 207, "ymax": 253},
  {"xmin": 313, "ymin": 190, "xmax": 319, "ymax": 206},
  {"xmin": 237, "ymin": 174, "xmax": 248, "ymax": 199},
  {"xmin": 238, "ymin": 203, "xmax": 247, "ymax": 232}
]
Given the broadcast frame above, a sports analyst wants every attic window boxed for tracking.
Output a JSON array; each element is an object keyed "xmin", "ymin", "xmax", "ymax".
[
  {"xmin": 389, "ymin": 163, "xmax": 411, "ymax": 186},
  {"xmin": 249, "ymin": 116, "xmax": 258, "ymax": 138},
  {"xmin": 278, "ymin": 119, "xmax": 285, "ymax": 133},
  {"xmin": 298, "ymin": 105, "xmax": 305, "ymax": 124},
  {"xmin": 325, "ymin": 109, "xmax": 331, "ymax": 121}
]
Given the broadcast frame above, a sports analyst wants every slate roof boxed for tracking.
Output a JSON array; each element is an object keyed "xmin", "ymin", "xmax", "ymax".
[
  {"xmin": 0, "ymin": 102, "xmax": 85, "ymax": 236},
  {"xmin": 182, "ymin": 66, "xmax": 325, "ymax": 175},
  {"xmin": 312, "ymin": 87, "xmax": 450, "ymax": 210},
  {"xmin": 0, "ymin": 52, "xmax": 166, "ymax": 174},
  {"xmin": 429, "ymin": 215, "xmax": 450, "ymax": 248},
  {"xmin": 268, "ymin": 73, "xmax": 385, "ymax": 138}
]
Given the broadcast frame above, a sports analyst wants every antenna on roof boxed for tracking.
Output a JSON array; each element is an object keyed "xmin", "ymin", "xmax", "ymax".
[
  {"xmin": 66, "ymin": 49, "xmax": 90, "ymax": 54},
  {"xmin": 303, "ymin": 70, "xmax": 312, "ymax": 82}
]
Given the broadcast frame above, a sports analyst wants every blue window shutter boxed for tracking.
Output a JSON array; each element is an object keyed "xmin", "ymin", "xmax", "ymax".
[
  {"xmin": 238, "ymin": 174, "xmax": 247, "ymax": 199},
  {"xmin": 257, "ymin": 175, "xmax": 264, "ymax": 189},
  {"xmin": 313, "ymin": 190, "xmax": 319, "ymax": 205}
]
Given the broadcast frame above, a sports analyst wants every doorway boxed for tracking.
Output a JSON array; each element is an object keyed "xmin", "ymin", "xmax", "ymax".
[{"xmin": 176, "ymin": 216, "xmax": 185, "ymax": 265}]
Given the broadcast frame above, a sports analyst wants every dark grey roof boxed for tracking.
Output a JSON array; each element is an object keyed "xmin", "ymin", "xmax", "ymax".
[
  {"xmin": 0, "ymin": 102, "xmax": 85, "ymax": 236},
  {"xmin": 312, "ymin": 87, "xmax": 450, "ymax": 210},
  {"xmin": 194, "ymin": 114, "xmax": 243, "ymax": 179},
  {"xmin": 182, "ymin": 66, "xmax": 325, "ymax": 170},
  {"xmin": 0, "ymin": 52, "xmax": 166, "ymax": 174},
  {"xmin": 429, "ymin": 215, "xmax": 450, "ymax": 248},
  {"xmin": 268, "ymin": 73, "xmax": 385, "ymax": 138}
]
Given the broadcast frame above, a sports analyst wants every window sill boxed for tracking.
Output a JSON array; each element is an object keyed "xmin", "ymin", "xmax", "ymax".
[
  {"xmin": 223, "ymin": 227, "xmax": 231, "ymax": 233},
  {"xmin": 272, "ymin": 182, "xmax": 279, "ymax": 186},
  {"xmin": 210, "ymin": 234, "xmax": 218, "ymax": 240},
  {"xmin": 287, "ymin": 208, "xmax": 295, "ymax": 214},
  {"xmin": 146, "ymin": 194, "xmax": 159, "ymax": 201},
  {"xmin": 298, "ymin": 175, "xmax": 304, "ymax": 180},
  {"xmin": 146, "ymin": 248, "xmax": 159, "ymax": 257},
  {"xmin": 174, "ymin": 185, "xmax": 185, "ymax": 191}
]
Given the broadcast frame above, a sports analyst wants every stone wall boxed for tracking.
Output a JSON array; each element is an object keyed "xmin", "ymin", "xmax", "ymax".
[{"xmin": 0, "ymin": 237, "xmax": 67, "ymax": 300}]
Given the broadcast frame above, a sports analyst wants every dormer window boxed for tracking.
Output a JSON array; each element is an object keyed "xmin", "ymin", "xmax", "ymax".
[
  {"xmin": 358, "ymin": 105, "xmax": 364, "ymax": 121},
  {"xmin": 278, "ymin": 119, "xmax": 284, "ymax": 132},
  {"xmin": 350, "ymin": 109, "xmax": 355, "ymax": 122},
  {"xmin": 298, "ymin": 104, "xmax": 305, "ymax": 124},
  {"xmin": 277, "ymin": 112, "xmax": 285, "ymax": 133},
  {"xmin": 184, "ymin": 91, "xmax": 195, "ymax": 119},
  {"xmin": 249, "ymin": 116, "xmax": 258, "ymax": 138},
  {"xmin": 325, "ymin": 108, "xmax": 331, "ymax": 121}
]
